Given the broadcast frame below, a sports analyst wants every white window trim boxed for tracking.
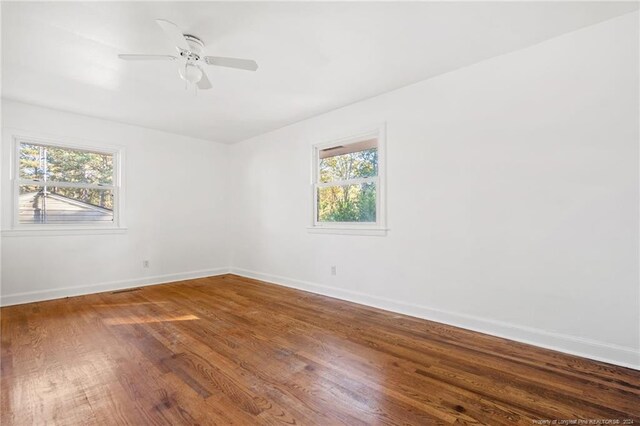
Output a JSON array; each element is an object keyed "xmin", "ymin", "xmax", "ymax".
[
  {"xmin": 309, "ymin": 124, "xmax": 387, "ymax": 236},
  {"xmin": 3, "ymin": 135, "xmax": 127, "ymax": 236}
]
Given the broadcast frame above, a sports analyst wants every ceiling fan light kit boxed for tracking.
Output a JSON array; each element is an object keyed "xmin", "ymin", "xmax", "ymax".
[
  {"xmin": 179, "ymin": 62, "xmax": 203, "ymax": 84},
  {"xmin": 118, "ymin": 19, "xmax": 258, "ymax": 91}
]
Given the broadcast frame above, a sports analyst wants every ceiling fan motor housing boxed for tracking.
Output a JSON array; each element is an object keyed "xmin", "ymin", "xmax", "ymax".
[{"xmin": 181, "ymin": 35, "xmax": 204, "ymax": 60}]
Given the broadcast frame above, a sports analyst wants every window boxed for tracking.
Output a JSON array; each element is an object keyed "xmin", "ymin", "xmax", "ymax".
[
  {"xmin": 13, "ymin": 137, "xmax": 122, "ymax": 230},
  {"xmin": 311, "ymin": 127, "xmax": 386, "ymax": 235}
]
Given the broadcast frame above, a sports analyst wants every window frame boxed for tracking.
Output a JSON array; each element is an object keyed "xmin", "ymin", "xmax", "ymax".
[
  {"xmin": 309, "ymin": 124, "xmax": 387, "ymax": 236},
  {"xmin": 9, "ymin": 135, "xmax": 126, "ymax": 234}
]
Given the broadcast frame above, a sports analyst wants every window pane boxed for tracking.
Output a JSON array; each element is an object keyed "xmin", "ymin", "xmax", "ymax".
[
  {"xmin": 18, "ymin": 143, "xmax": 46, "ymax": 181},
  {"xmin": 317, "ymin": 182, "xmax": 376, "ymax": 223},
  {"xmin": 319, "ymin": 147, "xmax": 378, "ymax": 183},
  {"xmin": 19, "ymin": 143, "xmax": 113, "ymax": 185},
  {"xmin": 19, "ymin": 185, "xmax": 113, "ymax": 224}
]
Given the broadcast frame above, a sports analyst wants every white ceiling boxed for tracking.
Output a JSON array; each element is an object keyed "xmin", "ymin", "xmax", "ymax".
[{"xmin": 2, "ymin": 2, "xmax": 637, "ymax": 144}]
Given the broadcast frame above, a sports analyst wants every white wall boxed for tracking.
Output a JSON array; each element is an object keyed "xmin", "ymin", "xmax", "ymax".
[
  {"xmin": 228, "ymin": 12, "xmax": 640, "ymax": 368},
  {"xmin": 1, "ymin": 100, "xmax": 230, "ymax": 305}
]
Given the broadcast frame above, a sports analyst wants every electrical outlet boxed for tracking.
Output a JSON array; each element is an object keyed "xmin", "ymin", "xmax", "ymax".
[
  {"xmin": 331, "ymin": 266, "xmax": 337, "ymax": 276},
  {"xmin": 143, "ymin": 260, "xmax": 150, "ymax": 268}
]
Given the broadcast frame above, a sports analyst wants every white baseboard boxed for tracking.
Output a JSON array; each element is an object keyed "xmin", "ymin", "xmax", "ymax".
[
  {"xmin": 0, "ymin": 267, "xmax": 230, "ymax": 306},
  {"xmin": 230, "ymin": 267, "xmax": 640, "ymax": 370}
]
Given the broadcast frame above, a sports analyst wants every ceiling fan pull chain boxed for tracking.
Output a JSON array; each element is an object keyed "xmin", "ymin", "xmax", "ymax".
[{"xmin": 185, "ymin": 63, "xmax": 188, "ymax": 90}]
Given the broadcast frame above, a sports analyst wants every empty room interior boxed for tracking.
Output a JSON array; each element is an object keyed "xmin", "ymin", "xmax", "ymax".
[{"xmin": 1, "ymin": 1, "xmax": 639, "ymax": 424}]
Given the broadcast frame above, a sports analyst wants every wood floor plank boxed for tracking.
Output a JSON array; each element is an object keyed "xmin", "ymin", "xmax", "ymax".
[{"xmin": 1, "ymin": 274, "xmax": 639, "ymax": 425}]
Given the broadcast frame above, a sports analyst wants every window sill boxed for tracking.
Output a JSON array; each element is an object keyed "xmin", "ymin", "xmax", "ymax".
[
  {"xmin": 1, "ymin": 227, "xmax": 128, "ymax": 237},
  {"xmin": 307, "ymin": 226, "xmax": 388, "ymax": 236}
]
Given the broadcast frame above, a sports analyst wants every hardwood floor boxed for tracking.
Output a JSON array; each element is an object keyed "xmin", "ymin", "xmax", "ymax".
[{"xmin": 1, "ymin": 274, "xmax": 638, "ymax": 425}]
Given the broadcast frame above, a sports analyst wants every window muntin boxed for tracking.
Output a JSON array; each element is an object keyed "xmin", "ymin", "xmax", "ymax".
[
  {"xmin": 314, "ymin": 135, "xmax": 380, "ymax": 225},
  {"xmin": 15, "ymin": 140, "xmax": 118, "ymax": 226}
]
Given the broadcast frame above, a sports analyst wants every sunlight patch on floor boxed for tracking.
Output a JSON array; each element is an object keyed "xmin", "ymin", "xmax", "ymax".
[{"xmin": 103, "ymin": 314, "xmax": 199, "ymax": 325}]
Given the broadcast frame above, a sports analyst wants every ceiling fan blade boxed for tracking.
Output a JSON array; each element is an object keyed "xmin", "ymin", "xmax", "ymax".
[
  {"xmin": 197, "ymin": 69, "xmax": 212, "ymax": 90},
  {"xmin": 156, "ymin": 19, "xmax": 190, "ymax": 51},
  {"xmin": 204, "ymin": 56, "xmax": 258, "ymax": 71},
  {"xmin": 118, "ymin": 54, "xmax": 176, "ymax": 61}
]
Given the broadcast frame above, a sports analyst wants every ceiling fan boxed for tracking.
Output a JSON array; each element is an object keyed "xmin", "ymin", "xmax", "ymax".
[{"xmin": 118, "ymin": 19, "xmax": 258, "ymax": 90}]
